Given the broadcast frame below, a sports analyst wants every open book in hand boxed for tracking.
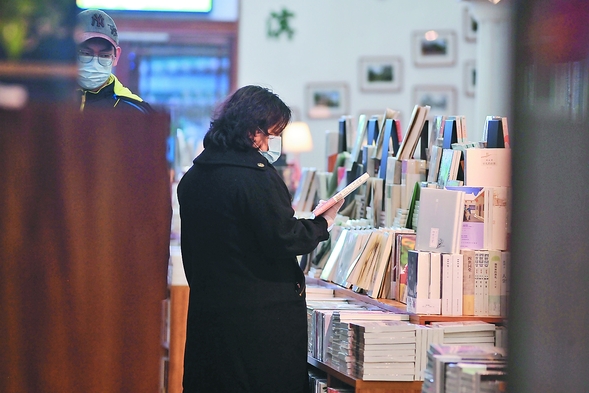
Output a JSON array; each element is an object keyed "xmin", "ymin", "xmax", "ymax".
[{"xmin": 312, "ymin": 172, "xmax": 370, "ymax": 216}]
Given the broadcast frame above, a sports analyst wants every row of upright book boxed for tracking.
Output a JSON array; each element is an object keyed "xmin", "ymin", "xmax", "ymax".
[
  {"xmin": 299, "ymin": 107, "xmax": 511, "ymax": 318},
  {"xmin": 305, "ymin": 286, "xmax": 507, "ymax": 385}
]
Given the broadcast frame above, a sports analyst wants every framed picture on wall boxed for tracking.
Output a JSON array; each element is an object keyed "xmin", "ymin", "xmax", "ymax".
[
  {"xmin": 358, "ymin": 56, "xmax": 403, "ymax": 92},
  {"xmin": 464, "ymin": 60, "xmax": 476, "ymax": 96},
  {"xmin": 463, "ymin": 7, "xmax": 478, "ymax": 42},
  {"xmin": 413, "ymin": 85, "xmax": 457, "ymax": 117},
  {"xmin": 412, "ymin": 30, "xmax": 457, "ymax": 67},
  {"xmin": 305, "ymin": 82, "xmax": 349, "ymax": 119}
]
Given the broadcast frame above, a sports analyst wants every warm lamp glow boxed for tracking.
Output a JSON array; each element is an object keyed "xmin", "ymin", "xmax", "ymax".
[{"xmin": 282, "ymin": 121, "xmax": 313, "ymax": 153}]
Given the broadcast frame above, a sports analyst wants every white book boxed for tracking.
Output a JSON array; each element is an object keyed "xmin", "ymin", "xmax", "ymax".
[
  {"xmin": 441, "ymin": 253, "xmax": 453, "ymax": 316},
  {"xmin": 414, "ymin": 326, "xmax": 423, "ymax": 380},
  {"xmin": 349, "ymin": 114, "xmax": 368, "ymax": 168},
  {"xmin": 451, "ymin": 253, "xmax": 464, "ymax": 316},
  {"xmin": 429, "ymin": 252, "xmax": 442, "ymax": 304},
  {"xmin": 416, "ymin": 188, "xmax": 464, "ymax": 254},
  {"xmin": 488, "ymin": 250, "xmax": 502, "ymax": 316},
  {"xmin": 320, "ymin": 229, "xmax": 350, "ymax": 282},
  {"xmin": 406, "ymin": 250, "xmax": 435, "ymax": 314},
  {"xmin": 464, "ymin": 148, "xmax": 511, "ymax": 187},
  {"xmin": 484, "ymin": 186, "xmax": 510, "ymax": 251},
  {"xmin": 421, "ymin": 326, "xmax": 429, "ymax": 380}
]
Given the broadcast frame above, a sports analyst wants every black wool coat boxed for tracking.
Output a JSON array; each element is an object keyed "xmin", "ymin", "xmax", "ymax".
[{"xmin": 177, "ymin": 146, "xmax": 329, "ymax": 393}]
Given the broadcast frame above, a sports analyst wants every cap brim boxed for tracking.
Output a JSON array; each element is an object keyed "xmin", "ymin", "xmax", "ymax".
[{"xmin": 75, "ymin": 31, "xmax": 118, "ymax": 48}]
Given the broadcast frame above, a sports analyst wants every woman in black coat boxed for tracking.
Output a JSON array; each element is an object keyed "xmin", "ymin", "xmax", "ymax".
[{"xmin": 177, "ymin": 85, "xmax": 344, "ymax": 393}]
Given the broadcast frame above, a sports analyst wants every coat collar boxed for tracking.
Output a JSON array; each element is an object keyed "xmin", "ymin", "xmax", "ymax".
[{"xmin": 193, "ymin": 147, "xmax": 270, "ymax": 170}]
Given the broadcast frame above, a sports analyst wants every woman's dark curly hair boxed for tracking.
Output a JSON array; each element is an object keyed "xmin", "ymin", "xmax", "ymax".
[{"xmin": 203, "ymin": 85, "xmax": 291, "ymax": 150}]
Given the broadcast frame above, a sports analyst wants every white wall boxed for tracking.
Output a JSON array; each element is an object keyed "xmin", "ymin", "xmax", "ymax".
[{"xmin": 237, "ymin": 0, "xmax": 480, "ymax": 170}]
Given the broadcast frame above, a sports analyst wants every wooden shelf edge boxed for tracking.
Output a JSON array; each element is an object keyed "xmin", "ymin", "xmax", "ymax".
[
  {"xmin": 307, "ymin": 356, "xmax": 423, "ymax": 389},
  {"xmin": 306, "ymin": 277, "xmax": 505, "ymax": 325}
]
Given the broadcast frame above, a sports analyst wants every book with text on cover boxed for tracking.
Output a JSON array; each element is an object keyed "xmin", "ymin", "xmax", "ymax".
[
  {"xmin": 464, "ymin": 148, "xmax": 511, "ymax": 187},
  {"xmin": 312, "ymin": 172, "xmax": 370, "ymax": 216},
  {"xmin": 415, "ymin": 188, "xmax": 465, "ymax": 254}
]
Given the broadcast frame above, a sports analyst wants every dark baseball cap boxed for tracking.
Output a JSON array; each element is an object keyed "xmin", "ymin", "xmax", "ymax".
[{"xmin": 75, "ymin": 9, "xmax": 119, "ymax": 48}]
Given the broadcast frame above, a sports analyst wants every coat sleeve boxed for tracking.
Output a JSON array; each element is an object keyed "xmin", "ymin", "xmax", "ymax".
[{"xmin": 238, "ymin": 167, "xmax": 330, "ymax": 258}]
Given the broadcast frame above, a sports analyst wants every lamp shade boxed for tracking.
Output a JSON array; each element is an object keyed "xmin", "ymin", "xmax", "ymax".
[{"xmin": 282, "ymin": 121, "xmax": 313, "ymax": 153}]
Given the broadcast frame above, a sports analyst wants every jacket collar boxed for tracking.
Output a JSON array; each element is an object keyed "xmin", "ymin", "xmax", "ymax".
[
  {"xmin": 193, "ymin": 147, "xmax": 270, "ymax": 170},
  {"xmin": 80, "ymin": 75, "xmax": 144, "ymax": 102}
]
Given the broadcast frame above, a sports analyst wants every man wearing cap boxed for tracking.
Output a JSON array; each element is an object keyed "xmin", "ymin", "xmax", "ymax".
[{"xmin": 75, "ymin": 9, "xmax": 153, "ymax": 113}]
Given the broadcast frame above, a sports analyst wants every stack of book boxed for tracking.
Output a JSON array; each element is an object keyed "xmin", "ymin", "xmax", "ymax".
[
  {"xmin": 325, "ymin": 311, "xmax": 410, "ymax": 374},
  {"xmin": 421, "ymin": 344, "xmax": 507, "ymax": 393},
  {"xmin": 430, "ymin": 321, "xmax": 497, "ymax": 347},
  {"xmin": 350, "ymin": 320, "xmax": 417, "ymax": 381},
  {"xmin": 306, "ymin": 298, "xmax": 381, "ymax": 360}
]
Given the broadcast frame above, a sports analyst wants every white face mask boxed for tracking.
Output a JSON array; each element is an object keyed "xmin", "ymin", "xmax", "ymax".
[
  {"xmin": 259, "ymin": 135, "xmax": 282, "ymax": 164},
  {"xmin": 78, "ymin": 58, "xmax": 112, "ymax": 90}
]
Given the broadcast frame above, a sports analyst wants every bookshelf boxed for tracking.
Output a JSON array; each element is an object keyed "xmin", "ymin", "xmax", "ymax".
[{"xmin": 305, "ymin": 276, "xmax": 504, "ymax": 392}]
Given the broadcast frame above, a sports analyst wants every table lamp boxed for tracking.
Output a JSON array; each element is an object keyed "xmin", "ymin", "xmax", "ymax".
[{"xmin": 282, "ymin": 121, "xmax": 313, "ymax": 190}]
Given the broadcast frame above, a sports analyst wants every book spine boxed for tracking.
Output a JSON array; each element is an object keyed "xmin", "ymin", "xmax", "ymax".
[
  {"xmin": 482, "ymin": 253, "xmax": 490, "ymax": 315},
  {"xmin": 474, "ymin": 251, "xmax": 488, "ymax": 316},
  {"xmin": 461, "ymin": 249, "xmax": 475, "ymax": 316},
  {"xmin": 441, "ymin": 253, "xmax": 453, "ymax": 316},
  {"xmin": 488, "ymin": 250, "xmax": 502, "ymax": 316},
  {"xmin": 500, "ymin": 251, "xmax": 510, "ymax": 318},
  {"xmin": 429, "ymin": 252, "xmax": 442, "ymax": 301},
  {"xmin": 451, "ymin": 253, "xmax": 464, "ymax": 316}
]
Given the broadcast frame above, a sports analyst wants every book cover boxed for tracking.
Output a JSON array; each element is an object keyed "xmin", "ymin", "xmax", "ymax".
[
  {"xmin": 442, "ymin": 118, "xmax": 458, "ymax": 149},
  {"xmin": 377, "ymin": 118, "xmax": 394, "ymax": 179},
  {"xmin": 484, "ymin": 186, "xmax": 510, "ymax": 251},
  {"xmin": 460, "ymin": 249, "xmax": 476, "ymax": 316},
  {"xmin": 395, "ymin": 233, "xmax": 416, "ymax": 304},
  {"xmin": 464, "ymin": 148, "xmax": 511, "ymax": 187},
  {"xmin": 312, "ymin": 172, "xmax": 370, "ymax": 216},
  {"xmin": 426, "ymin": 145, "xmax": 443, "ymax": 183},
  {"xmin": 415, "ymin": 188, "xmax": 464, "ymax": 254},
  {"xmin": 437, "ymin": 148, "xmax": 461, "ymax": 189},
  {"xmin": 445, "ymin": 185, "xmax": 485, "ymax": 250},
  {"xmin": 396, "ymin": 105, "xmax": 430, "ymax": 161},
  {"xmin": 367, "ymin": 231, "xmax": 394, "ymax": 298},
  {"xmin": 406, "ymin": 250, "xmax": 429, "ymax": 309},
  {"xmin": 407, "ymin": 250, "xmax": 439, "ymax": 314},
  {"xmin": 349, "ymin": 114, "xmax": 368, "ymax": 168}
]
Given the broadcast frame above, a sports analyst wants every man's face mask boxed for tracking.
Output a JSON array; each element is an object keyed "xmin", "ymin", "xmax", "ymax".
[{"xmin": 77, "ymin": 53, "xmax": 113, "ymax": 90}]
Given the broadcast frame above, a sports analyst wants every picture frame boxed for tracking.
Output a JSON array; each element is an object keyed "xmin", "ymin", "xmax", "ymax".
[
  {"xmin": 412, "ymin": 30, "xmax": 457, "ymax": 67},
  {"xmin": 305, "ymin": 82, "xmax": 349, "ymax": 119},
  {"xmin": 412, "ymin": 85, "xmax": 457, "ymax": 117},
  {"xmin": 464, "ymin": 60, "xmax": 476, "ymax": 97},
  {"xmin": 463, "ymin": 7, "xmax": 478, "ymax": 42},
  {"xmin": 358, "ymin": 56, "xmax": 403, "ymax": 92}
]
